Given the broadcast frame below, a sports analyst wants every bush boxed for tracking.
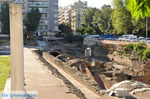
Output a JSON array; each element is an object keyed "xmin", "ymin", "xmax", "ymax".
[
  {"xmin": 123, "ymin": 43, "xmax": 150, "ymax": 60},
  {"xmin": 142, "ymin": 48, "xmax": 150, "ymax": 59},
  {"xmin": 123, "ymin": 43, "xmax": 135, "ymax": 54},
  {"xmin": 64, "ymin": 35, "xmax": 83, "ymax": 43},
  {"xmin": 130, "ymin": 57, "xmax": 137, "ymax": 61},
  {"xmin": 64, "ymin": 34, "xmax": 74, "ymax": 43},
  {"xmin": 73, "ymin": 35, "xmax": 84, "ymax": 42},
  {"xmin": 134, "ymin": 43, "xmax": 147, "ymax": 57}
]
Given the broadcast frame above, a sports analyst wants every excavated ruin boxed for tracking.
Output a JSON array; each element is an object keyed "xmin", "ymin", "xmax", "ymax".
[{"xmin": 43, "ymin": 40, "xmax": 150, "ymax": 96}]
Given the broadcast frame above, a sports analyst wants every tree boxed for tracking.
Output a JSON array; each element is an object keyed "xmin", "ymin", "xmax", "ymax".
[
  {"xmin": 25, "ymin": 8, "xmax": 41, "ymax": 32},
  {"xmin": 81, "ymin": 8, "xmax": 99, "ymax": 34},
  {"xmin": 93, "ymin": 5, "xmax": 113, "ymax": 34},
  {"xmin": 126, "ymin": 0, "xmax": 150, "ymax": 20},
  {"xmin": 111, "ymin": 0, "xmax": 133, "ymax": 34},
  {"xmin": 92, "ymin": 10, "xmax": 102, "ymax": 34},
  {"xmin": 58, "ymin": 24, "xmax": 72, "ymax": 35},
  {"xmin": 127, "ymin": 0, "xmax": 150, "ymax": 38},
  {"xmin": 76, "ymin": 25, "xmax": 85, "ymax": 35},
  {"xmin": 84, "ymin": 26, "xmax": 94, "ymax": 35},
  {"xmin": 132, "ymin": 17, "xmax": 150, "ymax": 37},
  {"xmin": 81, "ymin": 8, "xmax": 98, "ymax": 27},
  {"xmin": 0, "ymin": 3, "xmax": 10, "ymax": 34}
]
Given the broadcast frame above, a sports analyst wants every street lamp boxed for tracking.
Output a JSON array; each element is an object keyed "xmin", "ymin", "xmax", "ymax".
[{"xmin": 146, "ymin": 17, "xmax": 148, "ymax": 38}]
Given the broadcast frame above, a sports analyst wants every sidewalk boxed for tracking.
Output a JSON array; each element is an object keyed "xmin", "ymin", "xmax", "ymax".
[{"xmin": 24, "ymin": 48, "xmax": 77, "ymax": 99}]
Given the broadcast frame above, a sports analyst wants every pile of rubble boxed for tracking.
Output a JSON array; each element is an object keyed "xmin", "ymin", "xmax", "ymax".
[{"xmin": 109, "ymin": 80, "xmax": 150, "ymax": 95}]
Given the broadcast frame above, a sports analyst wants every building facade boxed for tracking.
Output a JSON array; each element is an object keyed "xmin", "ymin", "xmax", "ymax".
[
  {"xmin": 27, "ymin": 0, "xmax": 59, "ymax": 33},
  {"xmin": 58, "ymin": 0, "xmax": 87, "ymax": 33},
  {"xmin": 71, "ymin": 0, "xmax": 87, "ymax": 33},
  {"xmin": 0, "ymin": 0, "xmax": 59, "ymax": 34},
  {"xmin": 59, "ymin": 5, "xmax": 73, "ymax": 25}
]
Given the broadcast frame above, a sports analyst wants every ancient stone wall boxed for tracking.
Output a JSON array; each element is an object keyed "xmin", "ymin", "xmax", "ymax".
[{"xmin": 42, "ymin": 52, "xmax": 105, "ymax": 96}]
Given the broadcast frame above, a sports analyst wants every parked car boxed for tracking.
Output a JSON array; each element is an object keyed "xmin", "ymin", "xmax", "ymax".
[
  {"xmin": 130, "ymin": 38, "xmax": 138, "ymax": 42},
  {"xmin": 146, "ymin": 38, "xmax": 150, "ymax": 43},
  {"xmin": 118, "ymin": 35, "xmax": 137, "ymax": 42},
  {"xmin": 138, "ymin": 37, "xmax": 146, "ymax": 42}
]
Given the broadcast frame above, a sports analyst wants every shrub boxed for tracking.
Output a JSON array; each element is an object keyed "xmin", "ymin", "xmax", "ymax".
[
  {"xmin": 73, "ymin": 35, "xmax": 84, "ymax": 43},
  {"xmin": 134, "ymin": 43, "xmax": 147, "ymax": 57},
  {"xmin": 130, "ymin": 57, "xmax": 137, "ymax": 61},
  {"xmin": 64, "ymin": 35, "xmax": 83, "ymax": 43},
  {"xmin": 134, "ymin": 43, "xmax": 146, "ymax": 51},
  {"xmin": 142, "ymin": 48, "xmax": 150, "ymax": 59},
  {"xmin": 123, "ymin": 43, "xmax": 136, "ymax": 54},
  {"xmin": 123, "ymin": 43, "xmax": 150, "ymax": 60},
  {"xmin": 64, "ymin": 34, "xmax": 74, "ymax": 43}
]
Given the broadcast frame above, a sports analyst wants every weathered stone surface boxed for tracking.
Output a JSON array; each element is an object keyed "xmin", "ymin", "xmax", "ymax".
[{"xmin": 110, "ymin": 80, "xmax": 150, "ymax": 93}]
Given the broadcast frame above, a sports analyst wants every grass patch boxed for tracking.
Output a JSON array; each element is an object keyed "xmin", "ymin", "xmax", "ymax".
[{"xmin": 0, "ymin": 56, "xmax": 10, "ymax": 91}]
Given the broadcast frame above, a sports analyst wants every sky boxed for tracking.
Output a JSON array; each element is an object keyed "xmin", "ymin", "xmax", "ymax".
[{"xmin": 59, "ymin": 0, "xmax": 112, "ymax": 8}]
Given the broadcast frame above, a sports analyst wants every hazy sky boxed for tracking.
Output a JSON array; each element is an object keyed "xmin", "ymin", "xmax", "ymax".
[{"xmin": 59, "ymin": 0, "xmax": 112, "ymax": 8}]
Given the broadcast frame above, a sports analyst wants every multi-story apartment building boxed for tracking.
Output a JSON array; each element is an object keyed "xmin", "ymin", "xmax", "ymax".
[
  {"xmin": 28, "ymin": 0, "xmax": 59, "ymax": 33},
  {"xmin": 71, "ymin": 0, "xmax": 87, "ymax": 33},
  {"xmin": 0, "ymin": 0, "xmax": 59, "ymax": 33},
  {"xmin": 58, "ymin": 0, "xmax": 87, "ymax": 33},
  {"xmin": 59, "ymin": 5, "xmax": 73, "ymax": 25},
  {"xmin": 58, "ymin": 7, "xmax": 65, "ymax": 24}
]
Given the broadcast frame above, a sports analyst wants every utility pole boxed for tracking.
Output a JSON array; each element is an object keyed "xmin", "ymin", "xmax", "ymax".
[
  {"xmin": 9, "ymin": 4, "xmax": 24, "ymax": 92},
  {"xmin": 146, "ymin": 17, "xmax": 148, "ymax": 38}
]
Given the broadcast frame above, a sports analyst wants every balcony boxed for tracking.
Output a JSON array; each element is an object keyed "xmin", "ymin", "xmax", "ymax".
[{"xmin": 28, "ymin": 4, "xmax": 48, "ymax": 8}]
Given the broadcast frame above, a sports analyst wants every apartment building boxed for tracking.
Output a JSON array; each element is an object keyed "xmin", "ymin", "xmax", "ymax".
[
  {"xmin": 28, "ymin": 0, "xmax": 59, "ymax": 32},
  {"xmin": 59, "ymin": 5, "xmax": 73, "ymax": 25},
  {"xmin": 58, "ymin": 0, "xmax": 87, "ymax": 33},
  {"xmin": 71, "ymin": 0, "xmax": 87, "ymax": 33}
]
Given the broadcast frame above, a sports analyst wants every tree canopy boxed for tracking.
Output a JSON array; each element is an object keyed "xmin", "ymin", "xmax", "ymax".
[
  {"xmin": 0, "ymin": 3, "xmax": 10, "ymax": 34},
  {"xmin": 126, "ymin": 0, "xmax": 150, "ymax": 20},
  {"xmin": 78, "ymin": 6, "xmax": 113, "ymax": 35},
  {"xmin": 112, "ymin": 0, "xmax": 133, "ymax": 34},
  {"xmin": 74, "ymin": 1, "xmax": 150, "ymax": 37},
  {"xmin": 25, "ymin": 8, "xmax": 41, "ymax": 32},
  {"xmin": 58, "ymin": 24, "xmax": 72, "ymax": 35}
]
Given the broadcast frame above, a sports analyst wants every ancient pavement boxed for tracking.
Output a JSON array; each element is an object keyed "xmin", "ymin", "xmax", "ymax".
[{"xmin": 24, "ymin": 48, "xmax": 77, "ymax": 99}]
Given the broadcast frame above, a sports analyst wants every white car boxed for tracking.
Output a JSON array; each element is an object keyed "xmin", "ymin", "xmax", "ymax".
[
  {"xmin": 138, "ymin": 37, "xmax": 146, "ymax": 42},
  {"xmin": 146, "ymin": 38, "xmax": 150, "ymax": 43},
  {"xmin": 130, "ymin": 38, "xmax": 138, "ymax": 42}
]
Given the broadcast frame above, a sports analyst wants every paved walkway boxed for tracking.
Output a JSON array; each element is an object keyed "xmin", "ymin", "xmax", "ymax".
[{"xmin": 24, "ymin": 48, "xmax": 77, "ymax": 99}]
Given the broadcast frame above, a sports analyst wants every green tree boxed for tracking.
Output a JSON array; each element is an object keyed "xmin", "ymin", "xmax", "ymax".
[
  {"xmin": 81, "ymin": 8, "xmax": 97, "ymax": 27},
  {"xmin": 93, "ymin": 5, "xmax": 113, "ymax": 34},
  {"xmin": 81, "ymin": 8, "xmax": 99, "ymax": 34},
  {"xmin": 92, "ymin": 10, "xmax": 102, "ymax": 34},
  {"xmin": 76, "ymin": 24, "xmax": 86, "ymax": 35},
  {"xmin": 25, "ymin": 8, "xmax": 41, "ymax": 32},
  {"xmin": 0, "ymin": 3, "xmax": 10, "ymax": 34},
  {"xmin": 111, "ymin": 0, "xmax": 133, "ymax": 34},
  {"xmin": 58, "ymin": 24, "xmax": 72, "ymax": 35},
  {"xmin": 127, "ymin": 0, "xmax": 150, "ymax": 38},
  {"xmin": 84, "ymin": 26, "xmax": 94, "ymax": 35},
  {"xmin": 126, "ymin": 0, "xmax": 150, "ymax": 20}
]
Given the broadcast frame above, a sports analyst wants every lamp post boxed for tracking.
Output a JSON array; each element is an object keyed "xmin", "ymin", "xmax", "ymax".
[{"xmin": 146, "ymin": 17, "xmax": 148, "ymax": 38}]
